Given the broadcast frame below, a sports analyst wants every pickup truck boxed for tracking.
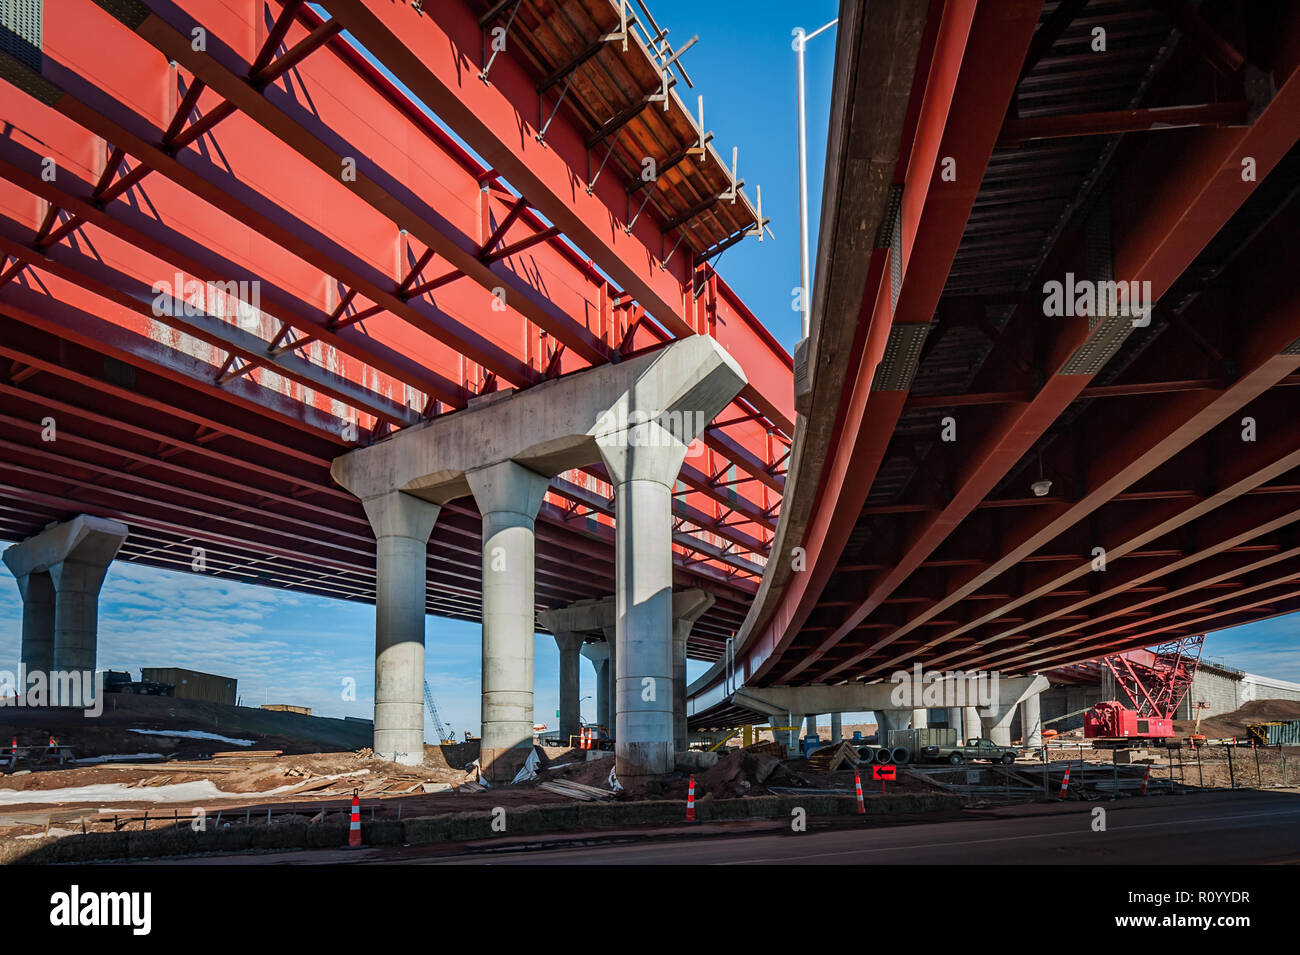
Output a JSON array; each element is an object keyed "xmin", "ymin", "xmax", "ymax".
[
  {"xmin": 886, "ymin": 728, "xmax": 1018, "ymax": 764},
  {"xmin": 938, "ymin": 737, "xmax": 1019, "ymax": 765},
  {"xmin": 101, "ymin": 670, "xmax": 175, "ymax": 697}
]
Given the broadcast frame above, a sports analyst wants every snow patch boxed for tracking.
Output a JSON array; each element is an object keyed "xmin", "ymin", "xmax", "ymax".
[{"xmin": 128, "ymin": 729, "xmax": 256, "ymax": 746}]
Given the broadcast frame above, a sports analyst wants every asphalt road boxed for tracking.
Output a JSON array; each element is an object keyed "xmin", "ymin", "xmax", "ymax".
[
  {"xmin": 424, "ymin": 790, "xmax": 1300, "ymax": 865},
  {"xmin": 149, "ymin": 788, "xmax": 1300, "ymax": 865}
]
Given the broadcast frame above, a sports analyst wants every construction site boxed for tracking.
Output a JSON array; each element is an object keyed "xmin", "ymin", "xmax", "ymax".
[{"xmin": 1, "ymin": 0, "xmax": 1300, "ymax": 916}]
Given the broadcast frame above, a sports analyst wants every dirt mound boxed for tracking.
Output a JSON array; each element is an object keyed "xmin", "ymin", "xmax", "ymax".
[
  {"xmin": 1174, "ymin": 699, "xmax": 1300, "ymax": 740},
  {"xmin": 0, "ymin": 694, "xmax": 371, "ymax": 761}
]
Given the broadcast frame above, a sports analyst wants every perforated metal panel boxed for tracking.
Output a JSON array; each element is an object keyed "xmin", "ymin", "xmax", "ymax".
[{"xmin": 0, "ymin": 0, "xmax": 42, "ymax": 71}]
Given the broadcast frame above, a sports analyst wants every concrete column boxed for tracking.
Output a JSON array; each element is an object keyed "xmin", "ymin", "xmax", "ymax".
[
  {"xmin": 552, "ymin": 630, "xmax": 583, "ymax": 743},
  {"xmin": 671, "ymin": 590, "xmax": 714, "ymax": 753},
  {"xmin": 3, "ymin": 516, "xmax": 127, "ymax": 705},
  {"xmin": 467, "ymin": 461, "xmax": 551, "ymax": 782},
  {"xmin": 1022, "ymin": 691, "xmax": 1043, "ymax": 747},
  {"xmin": 830, "ymin": 712, "xmax": 842, "ymax": 742},
  {"xmin": 601, "ymin": 625, "xmax": 618, "ymax": 734},
  {"xmin": 949, "ymin": 707, "xmax": 963, "ymax": 738},
  {"xmin": 581, "ymin": 642, "xmax": 611, "ymax": 730},
  {"xmin": 362, "ymin": 492, "xmax": 440, "ymax": 765},
  {"xmin": 805, "ymin": 713, "xmax": 820, "ymax": 740},
  {"xmin": 8, "ymin": 571, "xmax": 54, "ymax": 674},
  {"xmin": 985, "ymin": 703, "xmax": 1017, "ymax": 747},
  {"xmin": 771, "ymin": 711, "xmax": 794, "ymax": 756},
  {"xmin": 875, "ymin": 709, "xmax": 912, "ymax": 745},
  {"xmin": 597, "ymin": 422, "xmax": 692, "ymax": 781},
  {"xmin": 911, "ymin": 708, "xmax": 929, "ymax": 729},
  {"xmin": 964, "ymin": 706, "xmax": 984, "ymax": 741}
]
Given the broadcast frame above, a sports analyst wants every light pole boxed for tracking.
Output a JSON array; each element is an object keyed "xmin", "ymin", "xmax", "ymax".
[{"xmin": 792, "ymin": 19, "xmax": 837, "ymax": 342}]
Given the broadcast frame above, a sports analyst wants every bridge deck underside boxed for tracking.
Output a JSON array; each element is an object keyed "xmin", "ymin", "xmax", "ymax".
[
  {"xmin": 697, "ymin": 0, "xmax": 1300, "ymax": 715},
  {"xmin": 0, "ymin": 0, "xmax": 796, "ymax": 658}
]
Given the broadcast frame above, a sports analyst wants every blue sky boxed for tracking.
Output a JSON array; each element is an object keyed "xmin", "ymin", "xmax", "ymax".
[{"xmin": 2, "ymin": 2, "xmax": 1295, "ymax": 736}]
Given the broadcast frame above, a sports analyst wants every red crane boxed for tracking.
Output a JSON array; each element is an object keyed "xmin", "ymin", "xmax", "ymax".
[{"xmin": 1084, "ymin": 636, "xmax": 1205, "ymax": 741}]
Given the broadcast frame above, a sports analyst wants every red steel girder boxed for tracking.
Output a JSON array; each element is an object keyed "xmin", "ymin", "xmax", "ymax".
[
  {"xmin": 847, "ymin": 255, "xmax": 1300, "ymax": 680},
  {"xmin": 315, "ymin": 0, "xmax": 795, "ymax": 433},
  {"xmin": 800, "ymin": 18, "xmax": 1300, "ymax": 683},
  {"xmin": 104, "ymin": 0, "xmax": 613, "ymax": 369},
  {"xmin": 747, "ymin": 0, "xmax": 1042, "ymax": 684},
  {"xmin": 968, "ymin": 497, "xmax": 1300, "ymax": 672}
]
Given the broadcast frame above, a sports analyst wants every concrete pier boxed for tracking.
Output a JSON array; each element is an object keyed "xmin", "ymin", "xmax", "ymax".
[
  {"xmin": 964, "ymin": 706, "xmax": 984, "ymax": 741},
  {"xmin": 598, "ymin": 424, "xmax": 686, "ymax": 779},
  {"xmin": 362, "ymin": 491, "xmax": 440, "ymax": 765},
  {"xmin": 830, "ymin": 712, "xmax": 842, "ymax": 742},
  {"xmin": 671, "ymin": 591, "xmax": 714, "ymax": 752},
  {"xmin": 334, "ymin": 335, "xmax": 744, "ymax": 777},
  {"xmin": 580, "ymin": 641, "xmax": 611, "ymax": 730},
  {"xmin": 8, "ymin": 570, "xmax": 54, "ymax": 674},
  {"xmin": 805, "ymin": 713, "xmax": 820, "ymax": 740},
  {"xmin": 551, "ymin": 630, "xmax": 584, "ymax": 743},
  {"xmin": 468, "ymin": 461, "xmax": 550, "ymax": 780},
  {"xmin": 1022, "ymin": 689, "xmax": 1043, "ymax": 747},
  {"xmin": 3, "ymin": 516, "xmax": 127, "ymax": 702},
  {"xmin": 875, "ymin": 709, "xmax": 911, "ymax": 743},
  {"xmin": 911, "ymin": 708, "xmax": 929, "ymax": 729}
]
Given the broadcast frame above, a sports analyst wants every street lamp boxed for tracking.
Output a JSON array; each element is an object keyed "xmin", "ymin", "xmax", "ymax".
[{"xmin": 792, "ymin": 19, "xmax": 837, "ymax": 342}]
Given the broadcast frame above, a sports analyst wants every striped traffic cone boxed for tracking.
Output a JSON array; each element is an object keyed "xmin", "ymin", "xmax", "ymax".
[
  {"xmin": 1058, "ymin": 764, "xmax": 1072, "ymax": 799},
  {"xmin": 347, "ymin": 790, "xmax": 362, "ymax": 848},
  {"xmin": 8, "ymin": 736, "xmax": 15, "ymax": 754},
  {"xmin": 854, "ymin": 772, "xmax": 866, "ymax": 814},
  {"xmin": 685, "ymin": 774, "xmax": 696, "ymax": 822},
  {"xmin": 1139, "ymin": 765, "xmax": 1151, "ymax": 796}
]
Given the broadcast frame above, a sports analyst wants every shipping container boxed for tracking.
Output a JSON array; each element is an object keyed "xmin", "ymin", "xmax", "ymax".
[
  {"xmin": 141, "ymin": 667, "xmax": 236, "ymax": 705},
  {"xmin": 887, "ymin": 727, "xmax": 958, "ymax": 749},
  {"xmin": 1247, "ymin": 719, "xmax": 1300, "ymax": 746}
]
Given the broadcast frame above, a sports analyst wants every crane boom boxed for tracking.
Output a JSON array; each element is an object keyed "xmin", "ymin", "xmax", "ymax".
[{"xmin": 423, "ymin": 680, "xmax": 454, "ymax": 744}]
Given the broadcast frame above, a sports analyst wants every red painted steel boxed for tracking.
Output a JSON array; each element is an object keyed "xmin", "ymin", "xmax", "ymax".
[{"xmin": 0, "ymin": 0, "xmax": 790, "ymax": 645}]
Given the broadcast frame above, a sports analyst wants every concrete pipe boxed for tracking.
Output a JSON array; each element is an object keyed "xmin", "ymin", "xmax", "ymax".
[
  {"xmin": 875, "ymin": 748, "xmax": 894, "ymax": 764},
  {"xmin": 891, "ymin": 746, "xmax": 911, "ymax": 765},
  {"xmin": 857, "ymin": 746, "xmax": 875, "ymax": 763}
]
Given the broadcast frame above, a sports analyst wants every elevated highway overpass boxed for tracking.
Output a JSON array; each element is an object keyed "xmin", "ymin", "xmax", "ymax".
[
  {"xmin": 689, "ymin": 0, "xmax": 1300, "ymax": 734},
  {"xmin": 3, "ymin": 0, "xmax": 1300, "ymax": 780}
]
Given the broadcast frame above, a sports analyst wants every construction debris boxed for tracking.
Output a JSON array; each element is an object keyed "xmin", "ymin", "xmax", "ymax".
[
  {"xmin": 537, "ymin": 779, "xmax": 616, "ymax": 801},
  {"xmin": 806, "ymin": 741, "xmax": 860, "ymax": 772}
]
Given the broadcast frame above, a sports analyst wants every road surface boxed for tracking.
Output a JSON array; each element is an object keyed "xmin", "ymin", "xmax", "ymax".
[{"xmin": 143, "ymin": 789, "xmax": 1300, "ymax": 865}]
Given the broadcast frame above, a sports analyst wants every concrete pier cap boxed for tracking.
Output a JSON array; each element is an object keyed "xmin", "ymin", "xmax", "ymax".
[
  {"xmin": 332, "ymin": 335, "xmax": 746, "ymax": 778},
  {"xmin": 2, "ymin": 516, "xmax": 127, "ymax": 689}
]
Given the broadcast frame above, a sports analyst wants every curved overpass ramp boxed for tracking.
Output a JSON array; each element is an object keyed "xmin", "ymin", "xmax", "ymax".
[{"xmin": 691, "ymin": 0, "xmax": 1300, "ymax": 730}]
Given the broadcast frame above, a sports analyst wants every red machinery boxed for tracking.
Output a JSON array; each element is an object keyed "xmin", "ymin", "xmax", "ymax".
[{"xmin": 1083, "ymin": 636, "xmax": 1205, "ymax": 742}]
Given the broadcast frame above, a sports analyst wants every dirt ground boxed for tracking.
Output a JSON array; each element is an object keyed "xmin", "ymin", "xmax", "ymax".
[
  {"xmin": 1172, "ymin": 699, "xmax": 1300, "ymax": 740},
  {"xmin": 0, "ymin": 693, "xmax": 371, "ymax": 760}
]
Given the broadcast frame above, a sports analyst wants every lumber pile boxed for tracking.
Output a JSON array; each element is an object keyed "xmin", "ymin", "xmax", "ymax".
[
  {"xmin": 212, "ymin": 750, "xmax": 282, "ymax": 760},
  {"xmin": 741, "ymin": 740, "xmax": 784, "ymax": 759},
  {"xmin": 806, "ymin": 741, "xmax": 860, "ymax": 772}
]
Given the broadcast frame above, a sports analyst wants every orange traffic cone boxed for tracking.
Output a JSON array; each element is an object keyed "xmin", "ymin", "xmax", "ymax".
[
  {"xmin": 854, "ymin": 772, "xmax": 866, "ymax": 814},
  {"xmin": 1139, "ymin": 765, "xmax": 1151, "ymax": 796},
  {"xmin": 685, "ymin": 774, "xmax": 696, "ymax": 822},
  {"xmin": 347, "ymin": 790, "xmax": 362, "ymax": 848},
  {"xmin": 1058, "ymin": 764, "xmax": 1072, "ymax": 799}
]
